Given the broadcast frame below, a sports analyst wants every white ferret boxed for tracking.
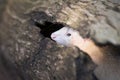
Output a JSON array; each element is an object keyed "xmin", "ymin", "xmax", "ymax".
[{"xmin": 51, "ymin": 26, "xmax": 120, "ymax": 80}]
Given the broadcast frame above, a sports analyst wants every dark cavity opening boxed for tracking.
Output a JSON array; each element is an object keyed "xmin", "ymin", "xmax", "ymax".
[{"xmin": 34, "ymin": 21, "xmax": 64, "ymax": 38}]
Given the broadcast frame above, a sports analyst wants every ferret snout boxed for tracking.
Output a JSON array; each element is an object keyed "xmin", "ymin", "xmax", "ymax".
[{"xmin": 51, "ymin": 34, "xmax": 57, "ymax": 39}]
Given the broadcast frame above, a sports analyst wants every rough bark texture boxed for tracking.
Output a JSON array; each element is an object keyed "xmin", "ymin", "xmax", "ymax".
[{"xmin": 0, "ymin": 0, "xmax": 120, "ymax": 80}]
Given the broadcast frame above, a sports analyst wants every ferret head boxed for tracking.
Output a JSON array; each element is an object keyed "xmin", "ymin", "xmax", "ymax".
[{"xmin": 51, "ymin": 27, "xmax": 81, "ymax": 46}]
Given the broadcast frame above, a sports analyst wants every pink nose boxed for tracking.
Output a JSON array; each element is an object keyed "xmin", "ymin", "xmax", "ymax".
[{"xmin": 51, "ymin": 34, "xmax": 56, "ymax": 39}]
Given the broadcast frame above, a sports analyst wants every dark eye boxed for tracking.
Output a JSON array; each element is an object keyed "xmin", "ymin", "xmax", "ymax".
[{"xmin": 66, "ymin": 33, "xmax": 71, "ymax": 36}]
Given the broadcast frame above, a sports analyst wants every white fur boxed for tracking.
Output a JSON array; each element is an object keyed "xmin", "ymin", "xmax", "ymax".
[{"xmin": 51, "ymin": 27, "xmax": 80, "ymax": 46}]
